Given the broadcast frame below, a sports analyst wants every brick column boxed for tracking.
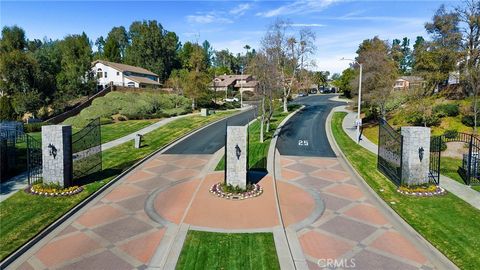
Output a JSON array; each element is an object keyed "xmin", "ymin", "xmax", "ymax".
[
  {"xmin": 42, "ymin": 125, "xmax": 73, "ymax": 187},
  {"xmin": 401, "ymin": 127, "xmax": 431, "ymax": 186}
]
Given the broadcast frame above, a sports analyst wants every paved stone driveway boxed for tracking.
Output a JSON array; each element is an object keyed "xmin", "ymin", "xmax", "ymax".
[
  {"xmin": 277, "ymin": 155, "xmax": 436, "ymax": 270},
  {"xmin": 14, "ymin": 153, "xmax": 441, "ymax": 269},
  {"xmin": 16, "ymin": 154, "xmax": 211, "ymax": 270}
]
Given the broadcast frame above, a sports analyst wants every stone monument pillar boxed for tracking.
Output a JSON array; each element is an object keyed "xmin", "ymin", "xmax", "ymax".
[
  {"xmin": 226, "ymin": 126, "xmax": 247, "ymax": 189},
  {"xmin": 401, "ymin": 126, "xmax": 430, "ymax": 185},
  {"xmin": 42, "ymin": 125, "xmax": 73, "ymax": 187}
]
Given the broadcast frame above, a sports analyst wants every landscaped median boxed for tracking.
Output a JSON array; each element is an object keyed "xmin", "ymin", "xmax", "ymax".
[
  {"xmin": 0, "ymin": 110, "xmax": 238, "ymax": 261},
  {"xmin": 331, "ymin": 112, "xmax": 480, "ymax": 270},
  {"xmin": 176, "ymin": 230, "xmax": 280, "ymax": 270},
  {"xmin": 215, "ymin": 103, "xmax": 301, "ymax": 171}
]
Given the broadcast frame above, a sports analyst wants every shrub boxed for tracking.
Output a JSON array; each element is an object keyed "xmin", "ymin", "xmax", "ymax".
[
  {"xmin": 24, "ymin": 122, "xmax": 45, "ymax": 133},
  {"xmin": 443, "ymin": 129, "xmax": 458, "ymax": 139},
  {"xmin": 405, "ymin": 111, "xmax": 440, "ymax": 127},
  {"xmin": 461, "ymin": 115, "xmax": 479, "ymax": 127},
  {"xmin": 431, "ymin": 137, "xmax": 447, "ymax": 151},
  {"xmin": 364, "ymin": 107, "xmax": 379, "ymax": 123},
  {"xmin": 433, "ymin": 104, "xmax": 459, "ymax": 117}
]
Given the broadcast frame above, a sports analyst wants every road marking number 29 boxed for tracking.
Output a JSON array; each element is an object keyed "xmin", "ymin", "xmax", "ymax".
[{"xmin": 298, "ymin": 140, "xmax": 309, "ymax": 146}]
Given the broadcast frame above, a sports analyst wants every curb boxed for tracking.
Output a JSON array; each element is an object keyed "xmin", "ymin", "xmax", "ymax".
[
  {"xmin": 0, "ymin": 108, "xmax": 253, "ymax": 269},
  {"xmin": 325, "ymin": 108, "xmax": 459, "ymax": 270},
  {"xmin": 267, "ymin": 105, "xmax": 306, "ymax": 270}
]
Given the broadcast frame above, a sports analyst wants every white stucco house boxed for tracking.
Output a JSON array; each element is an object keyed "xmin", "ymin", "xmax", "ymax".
[
  {"xmin": 92, "ymin": 60, "xmax": 161, "ymax": 90},
  {"xmin": 210, "ymin": 74, "xmax": 258, "ymax": 93}
]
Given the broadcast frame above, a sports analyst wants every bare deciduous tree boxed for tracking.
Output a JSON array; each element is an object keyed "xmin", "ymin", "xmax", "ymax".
[{"xmin": 261, "ymin": 19, "xmax": 316, "ymax": 113}]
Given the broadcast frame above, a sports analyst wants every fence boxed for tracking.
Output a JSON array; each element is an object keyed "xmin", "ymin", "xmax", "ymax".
[
  {"xmin": 72, "ymin": 118, "xmax": 102, "ymax": 183},
  {"xmin": 26, "ymin": 134, "xmax": 42, "ymax": 184},
  {"xmin": 429, "ymin": 136, "xmax": 442, "ymax": 185},
  {"xmin": 377, "ymin": 118, "xmax": 403, "ymax": 186},
  {"xmin": 44, "ymin": 86, "xmax": 112, "ymax": 124},
  {"xmin": 0, "ymin": 129, "xmax": 26, "ymax": 182}
]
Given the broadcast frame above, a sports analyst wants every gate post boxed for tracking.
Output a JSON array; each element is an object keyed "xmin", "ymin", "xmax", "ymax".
[
  {"xmin": 401, "ymin": 127, "xmax": 431, "ymax": 186},
  {"xmin": 41, "ymin": 125, "xmax": 73, "ymax": 187}
]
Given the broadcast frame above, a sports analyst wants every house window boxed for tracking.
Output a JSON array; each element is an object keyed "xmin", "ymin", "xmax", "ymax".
[
  {"xmin": 117, "ymin": 72, "xmax": 120, "ymax": 76},
  {"xmin": 127, "ymin": 82, "xmax": 135, "ymax": 88},
  {"xmin": 104, "ymin": 72, "xmax": 108, "ymax": 78},
  {"xmin": 97, "ymin": 68, "xmax": 103, "ymax": 78}
]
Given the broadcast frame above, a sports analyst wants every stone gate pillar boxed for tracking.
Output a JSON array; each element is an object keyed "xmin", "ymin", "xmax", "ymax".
[
  {"xmin": 42, "ymin": 125, "xmax": 73, "ymax": 187},
  {"xmin": 226, "ymin": 126, "xmax": 247, "ymax": 189},
  {"xmin": 401, "ymin": 127, "xmax": 431, "ymax": 186}
]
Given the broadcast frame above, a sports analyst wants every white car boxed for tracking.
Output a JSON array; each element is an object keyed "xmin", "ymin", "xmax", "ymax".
[{"xmin": 224, "ymin": 97, "xmax": 239, "ymax": 102}]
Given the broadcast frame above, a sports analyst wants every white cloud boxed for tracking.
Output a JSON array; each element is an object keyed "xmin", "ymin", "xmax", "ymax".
[
  {"xmin": 230, "ymin": 3, "xmax": 252, "ymax": 16},
  {"xmin": 256, "ymin": 0, "xmax": 341, "ymax": 18},
  {"xmin": 186, "ymin": 13, "xmax": 233, "ymax": 24},
  {"xmin": 291, "ymin": 23, "xmax": 326, "ymax": 27}
]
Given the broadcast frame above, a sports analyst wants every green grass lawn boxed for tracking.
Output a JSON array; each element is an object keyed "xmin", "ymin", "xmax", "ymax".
[
  {"xmin": 97, "ymin": 119, "xmax": 158, "ymax": 144},
  {"xmin": 362, "ymin": 124, "xmax": 378, "ymax": 145},
  {"xmin": 0, "ymin": 111, "xmax": 236, "ymax": 260},
  {"xmin": 332, "ymin": 112, "xmax": 480, "ymax": 270},
  {"xmin": 440, "ymin": 157, "xmax": 464, "ymax": 184},
  {"xmin": 176, "ymin": 230, "xmax": 280, "ymax": 270},
  {"xmin": 215, "ymin": 104, "xmax": 300, "ymax": 171}
]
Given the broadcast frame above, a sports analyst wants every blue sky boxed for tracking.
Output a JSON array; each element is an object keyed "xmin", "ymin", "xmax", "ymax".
[{"xmin": 1, "ymin": 0, "xmax": 455, "ymax": 73}]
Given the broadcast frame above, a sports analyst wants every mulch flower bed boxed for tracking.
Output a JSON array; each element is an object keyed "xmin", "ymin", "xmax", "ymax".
[
  {"xmin": 26, "ymin": 184, "xmax": 83, "ymax": 197},
  {"xmin": 209, "ymin": 182, "xmax": 263, "ymax": 200},
  {"xmin": 397, "ymin": 185, "xmax": 446, "ymax": 197}
]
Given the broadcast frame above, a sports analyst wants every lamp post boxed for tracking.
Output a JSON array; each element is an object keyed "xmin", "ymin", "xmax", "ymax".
[
  {"xmin": 240, "ymin": 67, "xmax": 244, "ymax": 108},
  {"xmin": 341, "ymin": 57, "xmax": 363, "ymax": 144}
]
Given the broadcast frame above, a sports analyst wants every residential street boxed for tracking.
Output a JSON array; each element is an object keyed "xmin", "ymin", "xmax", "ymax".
[
  {"xmin": 277, "ymin": 94, "xmax": 342, "ymax": 157},
  {"xmin": 165, "ymin": 108, "xmax": 256, "ymax": 154}
]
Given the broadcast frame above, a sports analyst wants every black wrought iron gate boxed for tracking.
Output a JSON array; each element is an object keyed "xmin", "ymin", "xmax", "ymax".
[
  {"xmin": 26, "ymin": 134, "xmax": 42, "ymax": 184},
  {"xmin": 72, "ymin": 118, "xmax": 102, "ymax": 183},
  {"xmin": 377, "ymin": 118, "xmax": 403, "ymax": 186},
  {"xmin": 429, "ymin": 136, "xmax": 442, "ymax": 185}
]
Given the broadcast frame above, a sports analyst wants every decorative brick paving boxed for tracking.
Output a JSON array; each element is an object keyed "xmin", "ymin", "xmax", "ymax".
[
  {"xmin": 14, "ymin": 150, "xmax": 439, "ymax": 269},
  {"xmin": 278, "ymin": 155, "xmax": 435, "ymax": 269},
  {"xmin": 17, "ymin": 154, "xmax": 211, "ymax": 269}
]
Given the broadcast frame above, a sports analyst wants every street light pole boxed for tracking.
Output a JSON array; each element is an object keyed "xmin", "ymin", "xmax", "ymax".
[
  {"xmin": 240, "ymin": 68, "xmax": 243, "ymax": 108},
  {"xmin": 356, "ymin": 63, "xmax": 363, "ymax": 144},
  {"xmin": 341, "ymin": 57, "xmax": 363, "ymax": 144}
]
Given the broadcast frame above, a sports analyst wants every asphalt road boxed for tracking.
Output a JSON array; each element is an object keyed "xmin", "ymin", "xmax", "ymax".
[
  {"xmin": 165, "ymin": 108, "xmax": 257, "ymax": 154},
  {"xmin": 277, "ymin": 94, "xmax": 344, "ymax": 157}
]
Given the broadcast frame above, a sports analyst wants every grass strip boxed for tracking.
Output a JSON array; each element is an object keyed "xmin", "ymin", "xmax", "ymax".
[
  {"xmin": 176, "ymin": 230, "xmax": 280, "ymax": 270},
  {"xmin": 332, "ymin": 112, "xmax": 480, "ymax": 270},
  {"xmin": 215, "ymin": 104, "xmax": 300, "ymax": 171}
]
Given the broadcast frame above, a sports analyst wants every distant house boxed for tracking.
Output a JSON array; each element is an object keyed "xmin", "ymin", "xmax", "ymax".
[
  {"xmin": 393, "ymin": 76, "xmax": 425, "ymax": 91},
  {"xmin": 448, "ymin": 71, "xmax": 460, "ymax": 85},
  {"xmin": 92, "ymin": 60, "xmax": 161, "ymax": 90},
  {"xmin": 210, "ymin": 74, "xmax": 258, "ymax": 93}
]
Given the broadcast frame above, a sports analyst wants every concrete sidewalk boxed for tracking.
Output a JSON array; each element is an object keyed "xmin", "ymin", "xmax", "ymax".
[{"xmin": 339, "ymin": 109, "xmax": 480, "ymax": 211}]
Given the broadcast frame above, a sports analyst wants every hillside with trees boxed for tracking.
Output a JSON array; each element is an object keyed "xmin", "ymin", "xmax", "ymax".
[
  {"xmin": 0, "ymin": 20, "xmax": 255, "ymax": 122},
  {"xmin": 334, "ymin": 0, "xmax": 479, "ymax": 134}
]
